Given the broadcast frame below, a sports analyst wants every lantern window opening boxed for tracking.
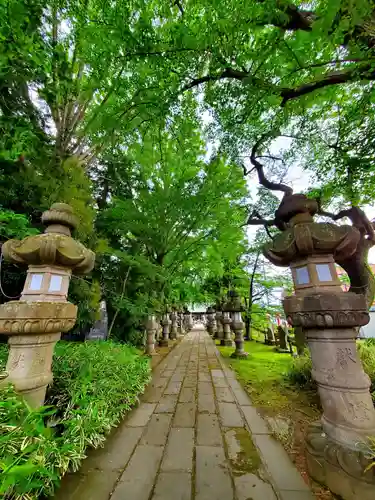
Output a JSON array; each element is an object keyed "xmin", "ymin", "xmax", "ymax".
[
  {"xmin": 49, "ymin": 275, "xmax": 63, "ymax": 292},
  {"xmin": 295, "ymin": 266, "xmax": 310, "ymax": 285},
  {"xmin": 316, "ymin": 263, "xmax": 333, "ymax": 282},
  {"xmin": 29, "ymin": 274, "xmax": 43, "ymax": 291}
]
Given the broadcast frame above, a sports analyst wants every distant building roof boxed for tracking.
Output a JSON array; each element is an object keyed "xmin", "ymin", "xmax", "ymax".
[{"xmin": 190, "ymin": 304, "xmax": 208, "ymax": 313}]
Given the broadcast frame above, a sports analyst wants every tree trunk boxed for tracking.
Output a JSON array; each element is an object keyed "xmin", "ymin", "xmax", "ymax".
[{"xmin": 244, "ymin": 314, "xmax": 252, "ymax": 341}]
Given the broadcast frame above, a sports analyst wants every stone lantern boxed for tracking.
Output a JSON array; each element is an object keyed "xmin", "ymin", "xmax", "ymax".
[
  {"xmin": 188, "ymin": 311, "xmax": 194, "ymax": 331},
  {"xmin": 214, "ymin": 300, "xmax": 224, "ymax": 342},
  {"xmin": 220, "ymin": 299, "xmax": 233, "ymax": 347},
  {"xmin": 0, "ymin": 203, "xmax": 95, "ymax": 407},
  {"xmin": 230, "ymin": 291, "xmax": 248, "ymax": 358},
  {"xmin": 263, "ymin": 193, "xmax": 375, "ymax": 500},
  {"xmin": 145, "ymin": 314, "xmax": 158, "ymax": 355},
  {"xmin": 206, "ymin": 306, "xmax": 216, "ymax": 336},
  {"xmin": 170, "ymin": 310, "xmax": 178, "ymax": 340},
  {"xmin": 159, "ymin": 310, "xmax": 171, "ymax": 347},
  {"xmin": 178, "ymin": 311, "xmax": 184, "ymax": 336},
  {"xmin": 183, "ymin": 310, "xmax": 190, "ymax": 332}
]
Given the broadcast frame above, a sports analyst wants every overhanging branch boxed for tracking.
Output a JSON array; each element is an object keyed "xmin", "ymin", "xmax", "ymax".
[
  {"xmin": 250, "ymin": 133, "xmax": 293, "ymax": 196},
  {"xmin": 280, "ymin": 65, "xmax": 375, "ymax": 106}
]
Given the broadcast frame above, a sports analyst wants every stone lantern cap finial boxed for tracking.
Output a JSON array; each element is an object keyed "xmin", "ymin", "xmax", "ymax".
[
  {"xmin": 42, "ymin": 203, "xmax": 78, "ymax": 235},
  {"xmin": 2, "ymin": 203, "xmax": 95, "ymax": 274}
]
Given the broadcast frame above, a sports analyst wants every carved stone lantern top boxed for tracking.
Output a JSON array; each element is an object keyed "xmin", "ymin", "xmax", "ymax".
[
  {"xmin": 264, "ymin": 194, "xmax": 364, "ymax": 298},
  {"xmin": 2, "ymin": 203, "xmax": 95, "ymax": 275},
  {"xmin": 225, "ymin": 290, "xmax": 243, "ymax": 312},
  {"xmin": 264, "ymin": 194, "xmax": 360, "ymax": 268}
]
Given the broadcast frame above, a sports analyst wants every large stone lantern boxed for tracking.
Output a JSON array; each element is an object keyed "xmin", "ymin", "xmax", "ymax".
[
  {"xmin": 220, "ymin": 298, "xmax": 233, "ymax": 347},
  {"xmin": 264, "ymin": 194, "xmax": 375, "ymax": 500},
  {"xmin": 229, "ymin": 291, "xmax": 248, "ymax": 358},
  {"xmin": 206, "ymin": 306, "xmax": 216, "ymax": 336},
  {"xmin": 0, "ymin": 203, "xmax": 95, "ymax": 407}
]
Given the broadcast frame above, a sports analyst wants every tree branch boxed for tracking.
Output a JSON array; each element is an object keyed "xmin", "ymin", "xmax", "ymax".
[
  {"xmin": 182, "ymin": 67, "xmax": 250, "ymax": 91},
  {"xmin": 250, "ymin": 133, "xmax": 293, "ymax": 196},
  {"xmin": 246, "ymin": 210, "xmax": 276, "ymax": 239},
  {"xmin": 280, "ymin": 65, "xmax": 375, "ymax": 106}
]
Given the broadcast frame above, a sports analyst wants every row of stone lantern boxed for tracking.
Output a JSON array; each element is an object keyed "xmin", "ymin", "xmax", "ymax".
[
  {"xmin": 205, "ymin": 292, "xmax": 249, "ymax": 359},
  {"xmin": 145, "ymin": 310, "xmax": 194, "ymax": 355}
]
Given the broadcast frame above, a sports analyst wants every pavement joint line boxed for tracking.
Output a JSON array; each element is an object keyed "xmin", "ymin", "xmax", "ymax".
[
  {"xmin": 211, "ymin": 336, "xmax": 281, "ymax": 498},
  {"xmin": 147, "ymin": 334, "xmax": 193, "ymax": 500}
]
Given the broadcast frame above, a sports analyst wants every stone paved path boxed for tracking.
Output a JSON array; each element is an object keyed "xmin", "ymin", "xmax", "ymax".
[{"xmin": 56, "ymin": 326, "xmax": 315, "ymax": 500}]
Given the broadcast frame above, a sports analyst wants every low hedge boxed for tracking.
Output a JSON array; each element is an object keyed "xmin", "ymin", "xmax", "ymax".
[
  {"xmin": 286, "ymin": 339, "xmax": 375, "ymax": 402},
  {"xmin": 0, "ymin": 341, "xmax": 151, "ymax": 499}
]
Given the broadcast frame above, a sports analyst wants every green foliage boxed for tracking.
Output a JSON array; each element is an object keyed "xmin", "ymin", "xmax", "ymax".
[
  {"xmin": 2, "ymin": 0, "xmax": 375, "ymax": 340},
  {"xmin": 68, "ymin": 278, "xmax": 101, "ymax": 336},
  {"xmin": 0, "ymin": 341, "xmax": 150, "ymax": 499},
  {"xmin": 287, "ymin": 355, "xmax": 315, "ymax": 390},
  {"xmin": 287, "ymin": 340, "xmax": 375, "ymax": 402},
  {"xmin": 95, "ymin": 116, "xmax": 247, "ymax": 339},
  {"xmin": 0, "ymin": 208, "xmax": 38, "ymax": 241},
  {"xmin": 218, "ymin": 340, "xmax": 303, "ymax": 411},
  {"xmin": 358, "ymin": 340, "xmax": 375, "ymax": 396}
]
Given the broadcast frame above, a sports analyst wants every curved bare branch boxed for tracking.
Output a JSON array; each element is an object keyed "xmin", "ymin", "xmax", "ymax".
[{"xmin": 250, "ymin": 133, "xmax": 293, "ymax": 196}]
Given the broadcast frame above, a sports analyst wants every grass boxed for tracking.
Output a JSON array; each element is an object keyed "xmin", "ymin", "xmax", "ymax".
[{"xmin": 218, "ymin": 340, "xmax": 318, "ymax": 414}]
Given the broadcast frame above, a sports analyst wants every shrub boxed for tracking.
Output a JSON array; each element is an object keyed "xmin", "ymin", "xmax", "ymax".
[
  {"xmin": 365, "ymin": 436, "xmax": 375, "ymax": 471},
  {"xmin": 286, "ymin": 340, "xmax": 375, "ymax": 402},
  {"xmin": 357, "ymin": 340, "xmax": 375, "ymax": 396},
  {"xmin": 286, "ymin": 354, "xmax": 315, "ymax": 390},
  {"xmin": 0, "ymin": 341, "xmax": 150, "ymax": 499}
]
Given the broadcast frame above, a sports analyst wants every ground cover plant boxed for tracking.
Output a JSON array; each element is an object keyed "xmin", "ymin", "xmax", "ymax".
[{"xmin": 0, "ymin": 341, "xmax": 150, "ymax": 499}]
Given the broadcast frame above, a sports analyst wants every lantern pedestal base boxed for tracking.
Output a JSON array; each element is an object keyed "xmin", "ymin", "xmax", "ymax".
[
  {"xmin": 0, "ymin": 300, "xmax": 77, "ymax": 408},
  {"xmin": 275, "ymin": 347, "xmax": 290, "ymax": 353},
  {"xmin": 144, "ymin": 350, "xmax": 158, "ymax": 356},
  {"xmin": 265, "ymin": 339, "xmax": 275, "ymax": 346},
  {"xmin": 221, "ymin": 339, "xmax": 233, "ymax": 347},
  {"xmin": 306, "ymin": 422, "xmax": 375, "ymax": 500},
  {"xmin": 159, "ymin": 339, "xmax": 170, "ymax": 347},
  {"xmin": 230, "ymin": 351, "xmax": 249, "ymax": 359},
  {"xmin": 169, "ymin": 331, "xmax": 177, "ymax": 340}
]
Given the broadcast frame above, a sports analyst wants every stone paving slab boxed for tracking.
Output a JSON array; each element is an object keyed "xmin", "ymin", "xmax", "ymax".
[
  {"xmin": 110, "ymin": 445, "xmax": 163, "ymax": 500},
  {"xmin": 218, "ymin": 401, "xmax": 245, "ymax": 427},
  {"xmin": 197, "ymin": 392, "xmax": 216, "ymax": 414},
  {"xmin": 140, "ymin": 413, "xmax": 173, "ymax": 445},
  {"xmin": 80, "ymin": 426, "xmax": 143, "ymax": 472},
  {"xmin": 179, "ymin": 386, "xmax": 196, "ymax": 402},
  {"xmin": 197, "ymin": 413, "xmax": 222, "ymax": 446},
  {"xmin": 55, "ymin": 327, "xmax": 315, "ymax": 500},
  {"xmin": 162, "ymin": 427, "xmax": 194, "ymax": 471},
  {"xmin": 242, "ymin": 405, "xmax": 271, "ymax": 434},
  {"xmin": 252, "ymin": 433, "xmax": 313, "ymax": 493},
  {"xmin": 234, "ymin": 473, "xmax": 278, "ymax": 500},
  {"xmin": 173, "ymin": 402, "xmax": 196, "ymax": 427},
  {"xmin": 155, "ymin": 394, "xmax": 178, "ymax": 413},
  {"xmin": 153, "ymin": 472, "xmax": 191, "ymax": 500},
  {"xmin": 195, "ymin": 445, "xmax": 234, "ymax": 500}
]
